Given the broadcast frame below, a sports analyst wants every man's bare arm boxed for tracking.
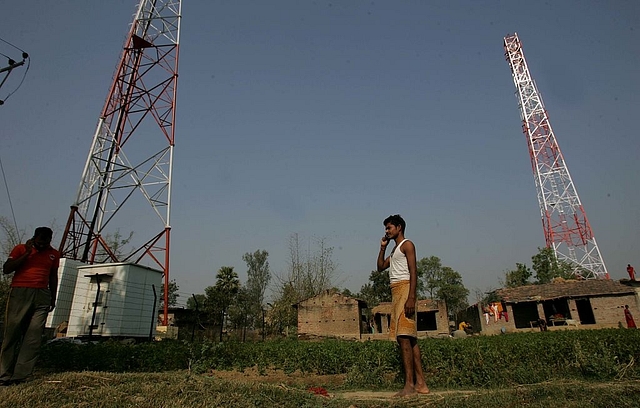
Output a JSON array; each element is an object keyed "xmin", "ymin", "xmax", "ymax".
[
  {"xmin": 377, "ymin": 237, "xmax": 390, "ymax": 271},
  {"xmin": 403, "ymin": 240, "xmax": 418, "ymax": 316}
]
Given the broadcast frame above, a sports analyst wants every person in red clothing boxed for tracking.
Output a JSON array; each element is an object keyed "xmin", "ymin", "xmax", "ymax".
[
  {"xmin": 627, "ymin": 264, "xmax": 636, "ymax": 281},
  {"xmin": 0, "ymin": 227, "xmax": 59, "ymax": 385},
  {"xmin": 624, "ymin": 305, "xmax": 636, "ymax": 329}
]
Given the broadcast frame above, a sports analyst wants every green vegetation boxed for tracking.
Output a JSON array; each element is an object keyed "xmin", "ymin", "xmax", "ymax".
[
  {"xmin": 359, "ymin": 255, "xmax": 470, "ymax": 319},
  {"xmin": 40, "ymin": 329, "xmax": 640, "ymax": 388},
  {"xmin": 2, "ymin": 329, "xmax": 635, "ymax": 407},
  {"xmin": 2, "ymin": 372, "xmax": 639, "ymax": 408},
  {"xmin": 504, "ymin": 247, "xmax": 577, "ymax": 288}
]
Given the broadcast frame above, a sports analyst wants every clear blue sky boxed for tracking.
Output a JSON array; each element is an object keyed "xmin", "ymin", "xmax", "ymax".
[{"xmin": 1, "ymin": 1, "xmax": 638, "ymax": 306}]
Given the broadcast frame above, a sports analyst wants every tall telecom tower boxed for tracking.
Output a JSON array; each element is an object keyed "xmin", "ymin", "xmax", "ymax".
[
  {"xmin": 503, "ymin": 33, "xmax": 608, "ymax": 280},
  {"xmin": 59, "ymin": 0, "xmax": 182, "ymax": 323}
]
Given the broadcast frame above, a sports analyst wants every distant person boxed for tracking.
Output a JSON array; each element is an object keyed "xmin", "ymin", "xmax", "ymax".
[
  {"xmin": 0, "ymin": 227, "xmax": 59, "ymax": 385},
  {"xmin": 482, "ymin": 305, "xmax": 490, "ymax": 325},
  {"xmin": 377, "ymin": 214, "xmax": 429, "ymax": 397},
  {"xmin": 627, "ymin": 264, "xmax": 636, "ymax": 281},
  {"xmin": 624, "ymin": 305, "xmax": 636, "ymax": 329},
  {"xmin": 538, "ymin": 318, "xmax": 548, "ymax": 332},
  {"xmin": 459, "ymin": 321, "xmax": 473, "ymax": 335}
]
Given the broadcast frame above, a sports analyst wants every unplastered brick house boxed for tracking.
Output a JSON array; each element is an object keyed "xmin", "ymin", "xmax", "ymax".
[
  {"xmin": 294, "ymin": 290, "xmax": 368, "ymax": 340},
  {"xmin": 370, "ymin": 299, "xmax": 450, "ymax": 339},
  {"xmin": 459, "ymin": 279, "xmax": 640, "ymax": 335}
]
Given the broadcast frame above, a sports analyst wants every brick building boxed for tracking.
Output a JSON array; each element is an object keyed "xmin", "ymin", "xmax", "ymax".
[
  {"xmin": 459, "ymin": 279, "xmax": 640, "ymax": 335},
  {"xmin": 294, "ymin": 290, "xmax": 368, "ymax": 340},
  {"xmin": 369, "ymin": 299, "xmax": 449, "ymax": 339}
]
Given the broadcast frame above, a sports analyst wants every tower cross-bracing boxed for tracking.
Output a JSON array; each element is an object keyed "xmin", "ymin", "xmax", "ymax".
[
  {"xmin": 59, "ymin": 0, "xmax": 182, "ymax": 323},
  {"xmin": 504, "ymin": 33, "xmax": 608, "ymax": 280}
]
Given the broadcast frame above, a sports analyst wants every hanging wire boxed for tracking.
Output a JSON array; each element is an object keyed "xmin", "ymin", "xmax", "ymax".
[
  {"xmin": 0, "ymin": 154, "xmax": 20, "ymax": 235},
  {"xmin": 0, "ymin": 37, "xmax": 26, "ymax": 53}
]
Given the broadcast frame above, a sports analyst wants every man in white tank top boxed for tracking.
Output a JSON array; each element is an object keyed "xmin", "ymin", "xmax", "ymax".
[{"xmin": 377, "ymin": 214, "xmax": 429, "ymax": 396}]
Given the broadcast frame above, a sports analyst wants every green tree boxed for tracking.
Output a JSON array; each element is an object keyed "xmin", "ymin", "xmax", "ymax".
[
  {"xmin": 227, "ymin": 286, "xmax": 251, "ymax": 339},
  {"xmin": 504, "ymin": 263, "xmax": 532, "ymax": 288},
  {"xmin": 532, "ymin": 247, "xmax": 575, "ymax": 284},
  {"xmin": 436, "ymin": 267, "xmax": 469, "ymax": 318},
  {"xmin": 358, "ymin": 269, "xmax": 391, "ymax": 309},
  {"xmin": 243, "ymin": 249, "xmax": 271, "ymax": 329},
  {"xmin": 417, "ymin": 256, "xmax": 443, "ymax": 298},
  {"xmin": 159, "ymin": 279, "xmax": 180, "ymax": 309},
  {"xmin": 268, "ymin": 282, "xmax": 299, "ymax": 337},
  {"xmin": 186, "ymin": 293, "xmax": 206, "ymax": 310},
  {"xmin": 340, "ymin": 288, "xmax": 355, "ymax": 297},
  {"xmin": 416, "ymin": 255, "xmax": 469, "ymax": 318},
  {"xmin": 204, "ymin": 266, "xmax": 240, "ymax": 341}
]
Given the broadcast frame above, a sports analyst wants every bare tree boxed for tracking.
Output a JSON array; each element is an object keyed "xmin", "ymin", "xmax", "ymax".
[
  {"xmin": 94, "ymin": 229, "xmax": 134, "ymax": 263},
  {"xmin": 0, "ymin": 216, "xmax": 25, "ymax": 319},
  {"xmin": 269, "ymin": 234, "xmax": 338, "ymax": 335},
  {"xmin": 0, "ymin": 216, "xmax": 24, "ymax": 259}
]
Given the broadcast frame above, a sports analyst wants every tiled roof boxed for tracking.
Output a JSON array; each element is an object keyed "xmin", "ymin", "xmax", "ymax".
[
  {"xmin": 496, "ymin": 279, "xmax": 636, "ymax": 303},
  {"xmin": 371, "ymin": 299, "xmax": 443, "ymax": 315}
]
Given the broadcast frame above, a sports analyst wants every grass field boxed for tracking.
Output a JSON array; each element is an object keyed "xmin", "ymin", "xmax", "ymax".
[
  {"xmin": 13, "ymin": 330, "xmax": 640, "ymax": 407},
  {"xmin": 0, "ymin": 371, "xmax": 639, "ymax": 408}
]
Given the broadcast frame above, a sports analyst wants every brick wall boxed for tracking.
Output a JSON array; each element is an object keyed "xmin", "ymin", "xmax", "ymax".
[
  {"xmin": 478, "ymin": 291, "xmax": 640, "ymax": 335},
  {"xmin": 588, "ymin": 294, "xmax": 639, "ymax": 327},
  {"xmin": 297, "ymin": 291, "xmax": 363, "ymax": 340}
]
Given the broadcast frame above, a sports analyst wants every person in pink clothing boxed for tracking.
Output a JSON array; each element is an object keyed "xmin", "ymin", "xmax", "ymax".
[
  {"xmin": 627, "ymin": 264, "xmax": 636, "ymax": 281},
  {"xmin": 624, "ymin": 305, "xmax": 636, "ymax": 329}
]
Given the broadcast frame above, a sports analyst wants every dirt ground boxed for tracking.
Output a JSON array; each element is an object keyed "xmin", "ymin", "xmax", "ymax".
[
  {"xmin": 206, "ymin": 367, "xmax": 347, "ymax": 388},
  {"xmin": 205, "ymin": 368, "xmax": 478, "ymax": 400}
]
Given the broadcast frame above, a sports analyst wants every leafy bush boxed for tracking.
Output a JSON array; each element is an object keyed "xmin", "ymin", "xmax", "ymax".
[{"xmin": 38, "ymin": 329, "xmax": 640, "ymax": 389}]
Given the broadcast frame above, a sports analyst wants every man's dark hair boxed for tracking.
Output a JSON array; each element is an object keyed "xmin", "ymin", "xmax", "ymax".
[
  {"xmin": 33, "ymin": 227, "xmax": 53, "ymax": 239},
  {"xmin": 383, "ymin": 214, "xmax": 406, "ymax": 233}
]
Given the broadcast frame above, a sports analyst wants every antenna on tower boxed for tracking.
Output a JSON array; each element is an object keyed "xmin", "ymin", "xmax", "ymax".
[
  {"xmin": 503, "ymin": 33, "xmax": 608, "ymax": 280},
  {"xmin": 59, "ymin": 0, "xmax": 182, "ymax": 324},
  {"xmin": 0, "ymin": 36, "xmax": 30, "ymax": 105}
]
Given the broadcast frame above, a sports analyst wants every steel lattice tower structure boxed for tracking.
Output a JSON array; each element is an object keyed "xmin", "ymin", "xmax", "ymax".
[
  {"xmin": 503, "ymin": 33, "xmax": 608, "ymax": 280},
  {"xmin": 59, "ymin": 0, "xmax": 181, "ymax": 323}
]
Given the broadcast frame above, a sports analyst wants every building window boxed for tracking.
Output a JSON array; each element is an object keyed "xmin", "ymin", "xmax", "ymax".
[
  {"xmin": 511, "ymin": 302, "xmax": 540, "ymax": 329},
  {"xmin": 574, "ymin": 298, "xmax": 596, "ymax": 324},
  {"xmin": 416, "ymin": 311, "xmax": 437, "ymax": 331},
  {"xmin": 542, "ymin": 299, "xmax": 571, "ymax": 322}
]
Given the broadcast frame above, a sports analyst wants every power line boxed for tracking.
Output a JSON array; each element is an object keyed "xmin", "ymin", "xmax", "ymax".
[
  {"xmin": 0, "ymin": 154, "xmax": 20, "ymax": 235},
  {"xmin": 0, "ymin": 37, "xmax": 26, "ymax": 53}
]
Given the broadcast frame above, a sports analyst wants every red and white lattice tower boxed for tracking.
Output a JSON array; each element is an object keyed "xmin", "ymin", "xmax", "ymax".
[
  {"xmin": 503, "ymin": 33, "xmax": 608, "ymax": 280},
  {"xmin": 59, "ymin": 0, "xmax": 181, "ymax": 323}
]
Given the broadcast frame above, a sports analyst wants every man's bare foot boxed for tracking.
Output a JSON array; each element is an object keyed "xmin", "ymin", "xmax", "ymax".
[
  {"xmin": 414, "ymin": 384, "xmax": 430, "ymax": 394},
  {"xmin": 393, "ymin": 386, "xmax": 416, "ymax": 397}
]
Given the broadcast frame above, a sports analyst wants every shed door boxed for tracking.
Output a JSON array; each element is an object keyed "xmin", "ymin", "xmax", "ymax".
[{"xmin": 575, "ymin": 298, "xmax": 596, "ymax": 325}]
